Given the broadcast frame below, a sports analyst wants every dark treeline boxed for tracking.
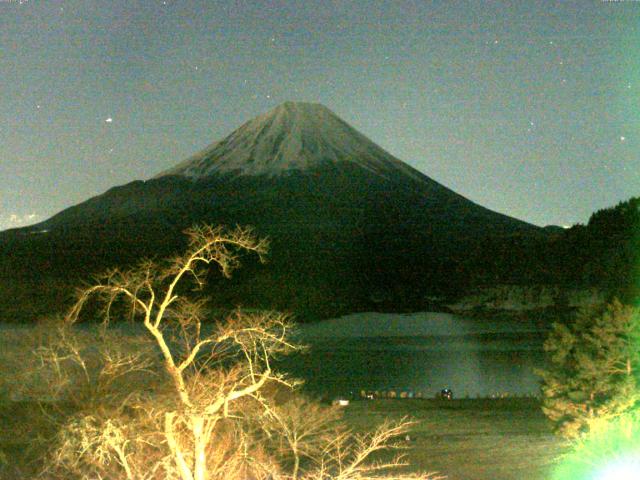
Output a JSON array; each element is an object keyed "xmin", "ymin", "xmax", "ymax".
[
  {"xmin": 462, "ymin": 196, "xmax": 640, "ymax": 303},
  {"xmin": 0, "ymin": 193, "xmax": 637, "ymax": 322}
]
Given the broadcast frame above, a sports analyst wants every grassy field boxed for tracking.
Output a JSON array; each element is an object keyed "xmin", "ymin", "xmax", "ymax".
[
  {"xmin": 0, "ymin": 398, "xmax": 568, "ymax": 479},
  {"xmin": 0, "ymin": 324, "xmax": 568, "ymax": 479},
  {"xmin": 0, "ymin": 401, "xmax": 65, "ymax": 479},
  {"xmin": 341, "ymin": 398, "xmax": 568, "ymax": 480}
]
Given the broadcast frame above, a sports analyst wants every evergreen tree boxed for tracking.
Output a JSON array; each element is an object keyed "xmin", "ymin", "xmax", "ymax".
[{"xmin": 537, "ymin": 299, "xmax": 640, "ymax": 438}]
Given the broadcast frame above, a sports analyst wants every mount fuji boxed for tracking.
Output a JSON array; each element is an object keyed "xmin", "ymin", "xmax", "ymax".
[
  {"xmin": 0, "ymin": 102, "xmax": 546, "ymax": 319},
  {"xmin": 157, "ymin": 101, "xmax": 426, "ymax": 181}
]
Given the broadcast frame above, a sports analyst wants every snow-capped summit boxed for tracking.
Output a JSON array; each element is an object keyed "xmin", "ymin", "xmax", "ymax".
[{"xmin": 157, "ymin": 101, "xmax": 422, "ymax": 180}]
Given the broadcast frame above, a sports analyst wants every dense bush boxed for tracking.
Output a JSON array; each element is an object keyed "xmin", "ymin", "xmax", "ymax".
[{"xmin": 537, "ymin": 300, "xmax": 640, "ymax": 438}]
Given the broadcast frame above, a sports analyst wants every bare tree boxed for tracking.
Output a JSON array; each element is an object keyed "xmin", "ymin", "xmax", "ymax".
[
  {"xmin": 304, "ymin": 419, "xmax": 445, "ymax": 480},
  {"xmin": 259, "ymin": 396, "xmax": 343, "ymax": 479},
  {"xmin": 55, "ymin": 225, "xmax": 299, "ymax": 480},
  {"xmin": 36, "ymin": 225, "xmax": 443, "ymax": 480}
]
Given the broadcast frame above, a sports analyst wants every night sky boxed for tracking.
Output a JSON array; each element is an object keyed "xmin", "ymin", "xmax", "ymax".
[{"xmin": 1, "ymin": 0, "xmax": 638, "ymax": 231}]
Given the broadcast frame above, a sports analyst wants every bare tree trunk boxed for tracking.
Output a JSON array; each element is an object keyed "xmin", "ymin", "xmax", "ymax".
[
  {"xmin": 166, "ymin": 412, "xmax": 194, "ymax": 480},
  {"xmin": 292, "ymin": 445, "xmax": 300, "ymax": 480},
  {"xmin": 192, "ymin": 415, "xmax": 208, "ymax": 480}
]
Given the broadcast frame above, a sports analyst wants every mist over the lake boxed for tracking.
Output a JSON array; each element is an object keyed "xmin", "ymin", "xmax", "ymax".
[{"xmin": 282, "ymin": 312, "xmax": 550, "ymax": 398}]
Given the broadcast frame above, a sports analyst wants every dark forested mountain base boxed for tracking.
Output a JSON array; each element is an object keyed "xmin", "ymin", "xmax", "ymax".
[{"xmin": 0, "ymin": 102, "xmax": 636, "ymax": 322}]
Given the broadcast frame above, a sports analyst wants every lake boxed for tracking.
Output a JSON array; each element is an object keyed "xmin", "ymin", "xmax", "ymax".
[
  {"xmin": 0, "ymin": 310, "xmax": 551, "ymax": 400},
  {"xmin": 280, "ymin": 311, "xmax": 550, "ymax": 399}
]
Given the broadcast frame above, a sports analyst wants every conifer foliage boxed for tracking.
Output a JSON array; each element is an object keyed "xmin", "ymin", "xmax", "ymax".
[{"xmin": 537, "ymin": 300, "xmax": 640, "ymax": 438}]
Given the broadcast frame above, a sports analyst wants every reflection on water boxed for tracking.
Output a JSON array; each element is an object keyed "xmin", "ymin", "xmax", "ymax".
[{"xmin": 278, "ymin": 312, "xmax": 549, "ymax": 398}]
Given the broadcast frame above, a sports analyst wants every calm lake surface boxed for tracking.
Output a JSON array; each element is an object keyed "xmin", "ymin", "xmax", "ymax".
[
  {"xmin": 279, "ymin": 311, "xmax": 550, "ymax": 398},
  {"xmin": 1, "ymin": 311, "xmax": 550, "ymax": 400}
]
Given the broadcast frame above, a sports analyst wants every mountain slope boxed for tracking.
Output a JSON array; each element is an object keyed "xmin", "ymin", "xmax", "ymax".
[
  {"xmin": 0, "ymin": 102, "xmax": 546, "ymax": 320},
  {"xmin": 38, "ymin": 102, "xmax": 536, "ymax": 236}
]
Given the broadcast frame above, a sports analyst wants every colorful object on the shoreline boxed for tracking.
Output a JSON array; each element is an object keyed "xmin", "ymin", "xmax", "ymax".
[{"xmin": 439, "ymin": 388, "xmax": 453, "ymax": 400}]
